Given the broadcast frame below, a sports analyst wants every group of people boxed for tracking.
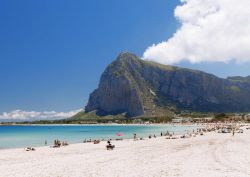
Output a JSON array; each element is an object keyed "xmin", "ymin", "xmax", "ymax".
[
  {"xmin": 83, "ymin": 139, "xmax": 104, "ymax": 143},
  {"xmin": 53, "ymin": 139, "xmax": 68, "ymax": 147}
]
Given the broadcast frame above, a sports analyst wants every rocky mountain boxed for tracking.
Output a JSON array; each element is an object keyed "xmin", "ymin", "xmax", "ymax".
[{"xmin": 84, "ymin": 52, "xmax": 250, "ymax": 117}]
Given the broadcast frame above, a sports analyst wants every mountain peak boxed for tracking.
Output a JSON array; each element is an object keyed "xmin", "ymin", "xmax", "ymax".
[
  {"xmin": 116, "ymin": 52, "xmax": 140, "ymax": 63},
  {"xmin": 117, "ymin": 51, "xmax": 137, "ymax": 58}
]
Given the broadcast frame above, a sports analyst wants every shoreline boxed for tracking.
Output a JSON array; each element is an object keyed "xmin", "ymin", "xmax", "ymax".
[
  {"xmin": 0, "ymin": 123, "xmax": 245, "ymax": 150},
  {"xmin": 0, "ymin": 125, "xmax": 249, "ymax": 177},
  {"xmin": 0, "ymin": 123, "xmax": 244, "ymax": 150},
  {"xmin": 0, "ymin": 123, "xmax": 206, "ymax": 150},
  {"xmin": 0, "ymin": 122, "xmax": 211, "ymax": 126}
]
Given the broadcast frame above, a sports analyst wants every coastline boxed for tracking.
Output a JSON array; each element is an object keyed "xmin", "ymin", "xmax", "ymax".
[
  {"xmin": 0, "ymin": 122, "xmax": 204, "ymax": 126},
  {"xmin": 0, "ymin": 125, "xmax": 249, "ymax": 177},
  {"xmin": 0, "ymin": 123, "xmax": 203, "ymax": 150}
]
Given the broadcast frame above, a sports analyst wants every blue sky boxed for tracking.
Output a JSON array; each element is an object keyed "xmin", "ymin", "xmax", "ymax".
[{"xmin": 0, "ymin": 0, "xmax": 250, "ymax": 114}]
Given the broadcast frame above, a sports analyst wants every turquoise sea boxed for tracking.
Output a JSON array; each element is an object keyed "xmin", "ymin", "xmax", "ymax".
[{"xmin": 0, "ymin": 124, "xmax": 200, "ymax": 149}]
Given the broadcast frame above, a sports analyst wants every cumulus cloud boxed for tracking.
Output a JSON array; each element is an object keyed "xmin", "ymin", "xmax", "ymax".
[
  {"xmin": 0, "ymin": 109, "xmax": 83, "ymax": 122},
  {"xmin": 143, "ymin": 0, "xmax": 250, "ymax": 64}
]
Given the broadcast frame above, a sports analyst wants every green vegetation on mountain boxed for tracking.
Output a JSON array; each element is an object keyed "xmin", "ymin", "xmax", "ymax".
[{"xmin": 228, "ymin": 76, "xmax": 250, "ymax": 83}]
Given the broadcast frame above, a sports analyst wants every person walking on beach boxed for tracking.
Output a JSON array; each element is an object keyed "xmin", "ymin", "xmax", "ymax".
[{"xmin": 232, "ymin": 129, "xmax": 235, "ymax": 136}]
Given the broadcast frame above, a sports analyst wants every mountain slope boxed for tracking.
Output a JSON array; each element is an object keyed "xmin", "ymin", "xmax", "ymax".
[{"xmin": 84, "ymin": 52, "xmax": 250, "ymax": 117}]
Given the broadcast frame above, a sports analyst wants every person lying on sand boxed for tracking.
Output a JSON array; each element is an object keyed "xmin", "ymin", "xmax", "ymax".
[
  {"xmin": 94, "ymin": 140, "xmax": 100, "ymax": 144},
  {"xmin": 25, "ymin": 147, "xmax": 35, "ymax": 151},
  {"xmin": 87, "ymin": 139, "xmax": 92, "ymax": 143},
  {"xmin": 62, "ymin": 141, "xmax": 69, "ymax": 146}
]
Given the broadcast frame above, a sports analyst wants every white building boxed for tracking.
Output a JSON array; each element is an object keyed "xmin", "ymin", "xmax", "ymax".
[
  {"xmin": 172, "ymin": 117, "xmax": 193, "ymax": 123},
  {"xmin": 244, "ymin": 114, "xmax": 250, "ymax": 121}
]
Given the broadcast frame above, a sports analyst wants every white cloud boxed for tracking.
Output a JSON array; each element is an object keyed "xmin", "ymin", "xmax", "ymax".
[
  {"xmin": 143, "ymin": 0, "xmax": 250, "ymax": 64},
  {"xmin": 0, "ymin": 109, "xmax": 82, "ymax": 121}
]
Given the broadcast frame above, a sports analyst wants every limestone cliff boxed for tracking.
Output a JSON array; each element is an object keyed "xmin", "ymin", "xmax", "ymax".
[{"xmin": 85, "ymin": 52, "xmax": 250, "ymax": 117}]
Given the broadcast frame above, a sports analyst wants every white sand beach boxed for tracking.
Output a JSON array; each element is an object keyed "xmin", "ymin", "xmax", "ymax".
[{"xmin": 0, "ymin": 126, "xmax": 250, "ymax": 177}]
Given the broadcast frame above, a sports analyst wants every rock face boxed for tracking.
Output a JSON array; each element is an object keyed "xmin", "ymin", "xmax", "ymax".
[{"xmin": 85, "ymin": 52, "xmax": 250, "ymax": 117}]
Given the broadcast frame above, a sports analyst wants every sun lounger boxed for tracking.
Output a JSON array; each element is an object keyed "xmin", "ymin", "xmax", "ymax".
[
  {"xmin": 52, "ymin": 145, "xmax": 60, "ymax": 148},
  {"xmin": 106, "ymin": 144, "xmax": 115, "ymax": 150},
  {"xmin": 171, "ymin": 136, "xmax": 179, "ymax": 139},
  {"xmin": 180, "ymin": 134, "xmax": 191, "ymax": 138},
  {"xmin": 115, "ymin": 138, "xmax": 123, "ymax": 141}
]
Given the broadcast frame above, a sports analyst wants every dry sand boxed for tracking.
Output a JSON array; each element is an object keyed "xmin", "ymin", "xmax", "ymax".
[{"xmin": 0, "ymin": 127, "xmax": 250, "ymax": 177}]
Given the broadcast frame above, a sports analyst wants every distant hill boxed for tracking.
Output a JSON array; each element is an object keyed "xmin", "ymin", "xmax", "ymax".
[
  {"xmin": 79, "ymin": 52, "xmax": 250, "ymax": 118},
  {"xmin": 227, "ymin": 76, "xmax": 250, "ymax": 83}
]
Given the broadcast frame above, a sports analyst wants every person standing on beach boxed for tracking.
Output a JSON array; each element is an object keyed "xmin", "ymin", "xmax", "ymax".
[{"xmin": 134, "ymin": 134, "xmax": 137, "ymax": 140}]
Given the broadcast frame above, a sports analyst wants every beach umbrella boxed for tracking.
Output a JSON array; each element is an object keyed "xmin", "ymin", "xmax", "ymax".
[{"xmin": 116, "ymin": 132, "xmax": 124, "ymax": 136}]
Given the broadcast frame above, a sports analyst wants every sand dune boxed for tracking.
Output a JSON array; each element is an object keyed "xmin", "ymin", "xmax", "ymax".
[{"xmin": 0, "ymin": 127, "xmax": 250, "ymax": 177}]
